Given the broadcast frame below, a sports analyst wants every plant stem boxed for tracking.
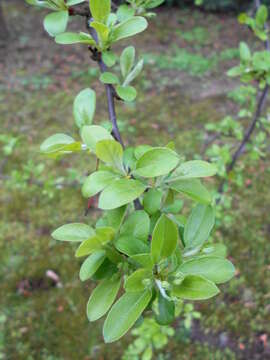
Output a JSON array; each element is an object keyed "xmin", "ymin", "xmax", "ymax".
[{"xmin": 217, "ymin": 0, "xmax": 269, "ymax": 199}]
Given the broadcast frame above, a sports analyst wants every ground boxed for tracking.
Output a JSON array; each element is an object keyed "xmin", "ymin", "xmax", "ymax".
[{"xmin": 1, "ymin": 1, "xmax": 270, "ymax": 359}]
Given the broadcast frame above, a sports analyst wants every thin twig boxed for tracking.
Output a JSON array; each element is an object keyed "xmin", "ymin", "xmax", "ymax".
[{"xmin": 217, "ymin": 0, "xmax": 269, "ymax": 199}]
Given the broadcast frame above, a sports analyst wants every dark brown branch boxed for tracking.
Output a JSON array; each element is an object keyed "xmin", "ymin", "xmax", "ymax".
[{"xmin": 68, "ymin": 3, "xmax": 90, "ymax": 17}]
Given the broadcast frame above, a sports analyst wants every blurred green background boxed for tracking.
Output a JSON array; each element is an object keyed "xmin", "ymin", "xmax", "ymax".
[{"xmin": 1, "ymin": 1, "xmax": 270, "ymax": 359}]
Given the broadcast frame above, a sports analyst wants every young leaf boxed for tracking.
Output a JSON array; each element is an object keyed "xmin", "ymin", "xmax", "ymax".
[
  {"xmin": 75, "ymin": 227, "xmax": 114, "ymax": 257},
  {"xmin": 96, "ymin": 139, "xmax": 124, "ymax": 171},
  {"xmin": 100, "ymin": 72, "xmax": 119, "ymax": 85},
  {"xmin": 102, "ymin": 51, "xmax": 117, "ymax": 67},
  {"xmin": 52, "ymin": 223, "xmax": 95, "ymax": 242},
  {"xmin": 89, "ymin": 0, "xmax": 111, "ymax": 24},
  {"xmin": 201, "ymin": 243, "xmax": 227, "ymax": 258},
  {"xmin": 55, "ymin": 32, "xmax": 95, "ymax": 45},
  {"xmin": 103, "ymin": 290, "xmax": 152, "ymax": 343},
  {"xmin": 151, "ymin": 214, "xmax": 178, "ymax": 264},
  {"xmin": 184, "ymin": 204, "xmax": 215, "ymax": 250},
  {"xmin": 40, "ymin": 133, "xmax": 75, "ymax": 154},
  {"xmin": 172, "ymin": 275, "xmax": 219, "ymax": 300},
  {"xmin": 123, "ymin": 59, "xmax": 144, "ymax": 86},
  {"xmin": 81, "ymin": 125, "xmax": 113, "ymax": 152},
  {"xmin": 79, "ymin": 250, "xmax": 106, "ymax": 281},
  {"xmin": 66, "ymin": 0, "xmax": 85, "ymax": 5},
  {"xmin": 116, "ymin": 85, "xmax": 137, "ymax": 102},
  {"xmin": 178, "ymin": 256, "xmax": 235, "ymax": 284},
  {"xmin": 124, "ymin": 269, "xmax": 152, "ymax": 292},
  {"xmin": 44, "ymin": 10, "xmax": 69, "ymax": 37},
  {"xmin": 73, "ymin": 88, "xmax": 96, "ymax": 128},
  {"xmin": 82, "ymin": 171, "xmax": 119, "ymax": 198},
  {"xmin": 111, "ymin": 17, "xmax": 148, "ymax": 42},
  {"xmin": 134, "ymin": 147, "xmax": 179, "ymax": 178},
  {"xmin": 239, "ymin": 42, "xmax": 251, "ymax": 62},
  {"xmin": 256, "ymin": 5, "xmax": 268, "ymax": 28},
  {"xmin": 143, "ymin": 188, "xmax": 163, "ymax": 215},
  {"xmin": 87, "ymin": 277, "xmax": 121, "ymax": 321},
  {"xmin": 170, "ymin": 160, "xmax": 217, "ymax": 180},
  {"xmin": 155, "ymin": 293, "xmax": 175, "ymax": 325},
  {"xmin": 170, "ymin": 179, "xmax": 212, "ymax": 204},
  {"xmin": 134, "ymin": 145, "xmax": 153, "ymax": 159},
  {"xmin": 116, "ymin": 4, "xmax": 135, "ymax": 22},
  {"xmin": 99, "ymin": 179, "xmax": 146, "ymax": 210},
  {"xmin": 120, "ymin": 46, "xmax": 135, "ymax": 78}
]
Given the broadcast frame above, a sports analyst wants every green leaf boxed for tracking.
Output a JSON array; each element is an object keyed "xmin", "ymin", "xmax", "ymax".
[
  {"xmin": 55, "ymin": 32, "xmax": 95, "ymax": 45},
  {"xmin": 170, "ymin": 160, "xmax": 217, "ymax": 180},
  {"xmin": 26, "ymin": 0, "xmax": 58, "ymax": 10},
  {"xmin": 111, "ymin": 17, "xmax": 148, "ymax": 42},
  {"xmin": 82, "ymin": 171, "xmax": 118, "ymax": 198},
  {"xmin": 81, "ymin": 125, "xmax": 113, "ymax": 152},
  {"xmin": 96, "ymin": 139, "xmax": 124, "ymax": 171},
  {"xmin": 79, "ymin": 250, "xmax": 106, "ymax": 281},
  {"xmin": 102, "ymin": 51, "xmax": 117, "ymax": 67},
  {"xmin": 123, "ymin": 59, "xmax": 144, "ymax": 86},
  {"xmin": 103, "ymin": 290, "xmax": 152, "ymax": 343},
  {"xmin": 134, "ymin": 147, "xmax": 179, "ymax": 178},
  {"xmin": 170, "ymin": 179, "xmax": 212, "ymax": 204},
  {"xmin": 66, "ymin": 0, "xmax": 85, "ymax": 5},
  {"xmin": 115, "ymin": 237, "xmax": 149, "ymax": 256},
  {"xmin": 239, "ymin": 42, "xmax": 251, "ymax": 62},
  {"xmin": 92, "ymin": 258, "xmax": 118, "ymax": 280},
  {"xmin": 124, "ymin": 269, "xmax": 152, "ymax": 292},
  {"xmin": 99, "ymin": 178, "xmax": 146, "ymax": 210},
  {"xmin": 145, "ymin": 0, "xmax": 165, "ymax": 9},
  {"xmin": 172, "ymin": 275, "xmax": 219, "ymax": 300},
  {"xmin": 134, "ymin": 145, "xmax": 152, "ymax": 159},
  {"xmin": 120, "ymin": 210, "xmax": 150, "ymax": 242},
  {"xmin": 120, "ymin": 46, "xmax": 135, "ymax": 78},
  {"xmin": 151, "ymin": 214, "xmax": 178, "ymax": 264},
  {"xmin": 87, "ymin": 277, "xmax": 121, "ymax": 321},
  {"xmin": 89, "ymin": 0, "xmax": 111, "ymax": 24},
  {"xmin": 116, "ymin": 4, "xmax": 135, "ymax": 22},
  {"xmin": 97, "ymin": 206, "xmax": 127, "ymax": 231},
  {"xmin": 73, "ymin": 88, "xmax": 96, "ymax": 128},
  {"xmin": 155, "ymin": 293, "xmax": 175, "ymax": 325},
  {"xmin": 143, "ymin": 188, "xmax": 163, "ymax": 215},
  {"xmin": 90, "ymin": 21, "xmax": 109, "ymax": 48},
  {"xmin": 184, "ymin": 204, "xmax": 215, "ymax": 250},
  {"xmin": 256, "ymin": 5, "xmax": 268, "ymax": 28},
  {"xmin": 201, "ymin": 243, "xmax": 227, "ymax": 258},
  {"xmin": 44, "ymin": 10, "xmax": 69, "ymax": 37},
  {"xmin": 116, "ymin": 85, "xmax": 137, "ymax": 102},
  {"xmin": 75, "ymin": 227, "xmax": 115, "ymax": 257},
  {"xmin": 178, "ymin": 256, "xmax": 235, "ymax": 284},
  {"xmin": 52, "ymin": 223, "xmax": 94, "ymax": 242},
  {"xmin": 130, "ymin": 254, "xmax": 153, "ymax": 269},
  {"xmin": 100, "ymin": 72, "xmax": 119, "ymax": 84},
  {"xmin": 40, "ymin": 133, "xmax": 75, "ymax": 154}
]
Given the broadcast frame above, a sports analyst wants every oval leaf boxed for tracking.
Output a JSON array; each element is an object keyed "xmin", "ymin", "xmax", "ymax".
[
  {"xmin": 178, "ymin": 256, "xmax": 235, "ymax": 284},
  {"xmin": 111, "ymin": 17, "xmax": 148, "ymax": 42},
  {"xmin": 184, "ymin": 204, "xmax": 215, "ymax": 250},
  {"xmin": 73, "ymin": 88, "xmax": 96, "ymax": 128},
  {"xmin": 170, "ymin": 179, "xmax": 212, "ymax": 204},
  {"xmin": 87, "ymin": 277, "xmax": 121, "ymax": 321},
  {"xmin": 98, "ymin": 178, "xmax": 146, "ymax": 210},
  {"xmin": 172, "ymin": 275, "xmax": 220, "ymax": 300},
  {"xmin": 134, "ymin": 147, "xmax": 179, "ymax": 178},
  {"xmin": 44, "ymin": 10, "xmax": 69, "ymax": 37},
  {"xmin": 151, "ymin": 214, "xmax": 178, "ymax": 264},
  {"xmin": 52, "ymin": 223, "xmax": 94, "ymax": 242},
  {"xmin": 82, "ymin": 171, "xmax": 118, "ymax": 198},
  {"xmin": 120, "ymin": 46, "xmax": 135, "ymax": 78},
  {"xmin": 81, "ymin": 125, "xmax": 113, "ymax": 152},
  {"xmin": 79, "ymin": 250, "xmax": 106, "ymax": 281},
  {"xmin": 103, "ymin": 290, "xmax": 152, "ymax": 343},
  {"xmin": 171, "ymin": 160, "xmax": 217, "ymax": 180}
]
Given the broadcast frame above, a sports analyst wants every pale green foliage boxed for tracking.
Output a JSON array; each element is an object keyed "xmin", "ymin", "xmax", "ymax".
[{"xmin": 27, "ymin": 0, "xmax": 235, "ymax": 344}]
